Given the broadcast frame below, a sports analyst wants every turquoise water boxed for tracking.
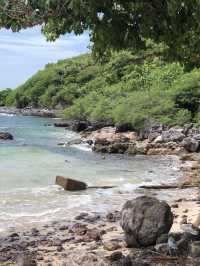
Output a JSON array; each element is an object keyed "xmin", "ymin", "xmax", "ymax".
[{"xmin": 0, "ymin": 114, "xmax": 181, "ymax": 232}]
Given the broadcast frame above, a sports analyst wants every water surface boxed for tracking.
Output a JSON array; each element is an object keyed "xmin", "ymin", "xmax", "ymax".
[{"xmin": 0, "ymin": 115, "xmax": 181, "ymax": 232}]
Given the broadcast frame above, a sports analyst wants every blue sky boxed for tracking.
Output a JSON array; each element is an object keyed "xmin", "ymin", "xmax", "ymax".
[{"xmin": 0, "ymin": 27, "xmax": 90, "ymax": 89}]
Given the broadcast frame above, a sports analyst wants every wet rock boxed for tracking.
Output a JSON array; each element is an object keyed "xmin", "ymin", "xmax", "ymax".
[
  {"xmin": 54, "ymin": 122, "xmax": 70, "ymax": 127},
  {"xmin": 9, "ymin": 233, "xmax": 20, "ymax": 238},
  {"xmin": 0, "ymin": 132, "xmax": 13, "ymax": 140},
  {"xmin": 84, "ymin": 214, "xmax": 101, "ymax": 223},
  {"xmin": 59, "ymin": 225, "xmax": 68, "ymax": 231},
  {"xmin": 75, "ymin": 212, "xmax": 89, "ymax": 221},
  {"xmin": 120, "ymin": 196, "xmax": 173, "ymax": 247},
  {"xmin": 56, "ymin": 176, "xmax": 87, "ymax": 191}
]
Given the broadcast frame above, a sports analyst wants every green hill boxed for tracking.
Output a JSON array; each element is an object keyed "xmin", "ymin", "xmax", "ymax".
[{"xmin": 2, "ymin": 47, "xmax": 200, "ymax": 129}]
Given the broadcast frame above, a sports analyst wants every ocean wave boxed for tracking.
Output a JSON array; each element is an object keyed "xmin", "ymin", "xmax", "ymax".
[
  {"xmin": 0, "ymin": 113, "xmax": 15, "ymax": 117},
  {"xmin": 72, "ymin": 143, "xmax": 92, "ymax": 152},
  {"xmin": 0, "ymin": 208, "xmax": 62, "ymax": 219}
]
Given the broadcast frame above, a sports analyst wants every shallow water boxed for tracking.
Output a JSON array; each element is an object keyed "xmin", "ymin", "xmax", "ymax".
[{"xmin": 0, "ymin": 115, "xmax": 182, "ymax": 232}]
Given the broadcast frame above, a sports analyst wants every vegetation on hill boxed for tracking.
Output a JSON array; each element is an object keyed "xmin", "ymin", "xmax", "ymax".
[{"xmin": 1, "ymin": 46, "xmax": 200, "ymax": 129}]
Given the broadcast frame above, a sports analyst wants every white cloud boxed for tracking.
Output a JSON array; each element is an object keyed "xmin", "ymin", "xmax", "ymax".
[{"xmin": 0, "ymin": 26, "xmax": 90, "ymax": 89}]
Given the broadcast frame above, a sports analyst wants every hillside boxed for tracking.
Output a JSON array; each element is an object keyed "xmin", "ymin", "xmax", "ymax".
[{"xmin": 1, "ymin": 47, "xmax": 200, "ymax": 129}]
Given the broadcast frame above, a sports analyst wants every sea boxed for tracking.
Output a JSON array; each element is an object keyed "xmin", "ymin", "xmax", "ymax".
[{"xmin": 0, "ymin": 114, "xmax": 182, "ymax": 232}]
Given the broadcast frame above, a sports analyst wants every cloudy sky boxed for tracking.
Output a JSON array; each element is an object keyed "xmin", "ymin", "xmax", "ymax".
[{"xmin": 0, "ymin": 27, "xmax": 90, "ymax": 89}]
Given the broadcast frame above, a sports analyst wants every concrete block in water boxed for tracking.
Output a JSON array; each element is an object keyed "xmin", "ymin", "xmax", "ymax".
[{"xmin": 56, "ymin": 176, "xmax": 87, "ymax": 191}]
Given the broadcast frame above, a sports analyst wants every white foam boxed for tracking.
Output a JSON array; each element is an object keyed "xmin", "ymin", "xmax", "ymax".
[
  {"xmin": 0, "ymin": 113, "xmax": 14, "ymax": 117},
  {"xmin": 72, "ymin": 143, "xmax": 92, "ymax": 152}
]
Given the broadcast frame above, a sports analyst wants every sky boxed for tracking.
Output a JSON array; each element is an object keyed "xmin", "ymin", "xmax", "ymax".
[{"xmin": 0, "ymin": 27, "xmax": 90, "ymax": 89}]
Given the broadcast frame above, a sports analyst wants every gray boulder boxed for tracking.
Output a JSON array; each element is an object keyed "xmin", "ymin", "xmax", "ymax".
[
  {"xmin": 120, "ymin": 196, "xmax": 173, "ymax": 247},
  {"xmin": 181, "ymin": 137, "xmax": 200, "ymax": 152},
  {"xmin": 0, "ymin": 132, "xmax": 13, "ymax": 140},
  {"xmin": 161, "ymin": 129, "xmax": 185, "ymax": 143}
]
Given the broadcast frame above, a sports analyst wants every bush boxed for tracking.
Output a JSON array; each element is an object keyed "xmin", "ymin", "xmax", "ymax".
[{"xmin": 2, "ymin": 49, "xmax": 200, "ymax": 129}]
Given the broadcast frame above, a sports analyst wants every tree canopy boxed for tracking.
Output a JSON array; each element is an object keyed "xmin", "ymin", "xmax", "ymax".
[{"xmin": 0, "ymin": 1, "xmax": 200, "ymax": 64}]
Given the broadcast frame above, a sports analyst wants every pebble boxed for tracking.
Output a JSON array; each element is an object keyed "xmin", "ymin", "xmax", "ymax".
[{"xmin": 171, "ymin": 204, "xmax": 179, "ymax": 208}]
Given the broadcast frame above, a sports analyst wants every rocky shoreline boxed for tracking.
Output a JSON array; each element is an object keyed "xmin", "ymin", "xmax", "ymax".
[
  {"xmin": 1, "ymin": 188, "xmax": 200, "ymax": 266},
  {"xmin": 1, "ymin": 113, "xmax": 200, "ymax": 265},
  {"xmin": 0, "ymin": 107, "xmax": 57, "ymax": 118}
]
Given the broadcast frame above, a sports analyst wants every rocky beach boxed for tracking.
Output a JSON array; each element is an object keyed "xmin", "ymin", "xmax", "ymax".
[{"xmin": 1, "ymin": 112, "xmax": 200, "ymax": 265}]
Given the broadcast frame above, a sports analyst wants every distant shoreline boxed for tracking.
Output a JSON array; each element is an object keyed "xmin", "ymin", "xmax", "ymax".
[{"xmin": 0, "ymin": 106, "xmax": 58, "ymax": 118}]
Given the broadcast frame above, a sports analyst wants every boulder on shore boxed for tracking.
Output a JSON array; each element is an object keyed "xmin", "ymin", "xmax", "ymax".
[
  {"xmin": 120, "ymin": 196, "xmax": 173, "ymax": 247},
  {"xmin": 56, "ymin": 176, "xmax": 87, "ymax": 191},
  {"xmin": 0, "ymin": 132, "xmax": 13, "ymax": 140},
  {"xmin": 54, "ymin": 122, "xmax": 71, "ymax": 128},
  {"xmin": 181, "ymin": 137, "xmax": 200, "ymax": 152}
]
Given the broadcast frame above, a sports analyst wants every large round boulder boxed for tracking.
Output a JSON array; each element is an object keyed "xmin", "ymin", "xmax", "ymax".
[
  {"xmin": 0, "ymin": 132, "xmax": 13, "ymax": 140},
  {"xmin": 120, "ymin": 196, "xmax": 173, "ymax": 247},
  {"xmin": 181, "ymin": 137, "xmax": 200, "ymax": 152}
]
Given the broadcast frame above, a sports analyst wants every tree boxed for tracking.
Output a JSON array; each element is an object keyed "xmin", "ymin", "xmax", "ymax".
[{"xmin": 0, "ymin": 1, "xmax": 200, "ymax": 64}]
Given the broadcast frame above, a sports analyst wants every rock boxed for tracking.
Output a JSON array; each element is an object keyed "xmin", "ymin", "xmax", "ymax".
[
  {"xmin": 180, "ymin": 216, "xmax": 187, "ymax": 224},
  {"xmin": 193, "ymin": 134, "xmax": 200, "ymax": 140},
  {"xmin": 171, "ymin": 203, "xmax": 179, "ymax": 208},
  {"xmin": 55, "ymin": 176, "xmax": 87, "ymax": 191},
  {"xmin": 71, "ymin": 121, "xmax": 89, "ymax": 132},
  {"xmin": 153, "ymin": 135, "xmax": 162, "ymax": 143},
  {"xmin": 139, "ymin": 122, "xmax": 167, "ymax": 140},
  {"xmin": 161, "ymin": 129, "xmax": 185, "ymax": 143},
  {"xmin": 115, "ymin": 123, "xmax": 134, "ymax": 133},
  {"xmin": 54, "ymin": 122, "xmax": 70, "ymax": 127},
  {"xmin": 106, "ymin": 211, "xmax": 121, "ymax": 222},
  {"xmin": 0, "ymin": 132, "xmax": 13, "ymax": 140},
  {"xmin": 93, "ymin": 138, "xmax": 132, "ymax": 154},
  {"xmin": 21, "ymin": 255, "xmax": 37, "ymax": 266},
  {"xmin": 180, "ymin": 153, "xmax": 200, "ymax": 161},
  {"xmin": 156, "ymin": 234, "xmax": 169, "ymax": 244},
  {"xmin": 103, "ymin": 240, "xmax": 121, "ymax": 251},
  {"xmin": 82, "ymin": 229, "xmax": 102, "ymax": 242},
  {"xmin": 21, "ymin": 108, "xmax": 55, "ymax": 118},
  {"xmin": 181, "ymin": 137, "xmax": 200, "ymax": 152},
  {"xmin": 108, "ymin": 251, "xmax": 123, "ymax": 262},
  {"xmin": 154, "ymin": 243, "xmax": 169, "ymax": 254},
  {"xmin": 68, "ymin": 223, "xmax": 88, "ymax": 235},
  {"xmin": 190, "ymin": 241, "xmax": 200, "ymax": 258},
  {"xmin": 75, "ymin": 213, "xmax": 89, "ymax": 221},
  {"xmin": 120, "ymin": 196, "xmax": 173, "ymax": 247},
  {"xmin": 87, "ymin": 121, "xmax": 114, "ymax": 132}
]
